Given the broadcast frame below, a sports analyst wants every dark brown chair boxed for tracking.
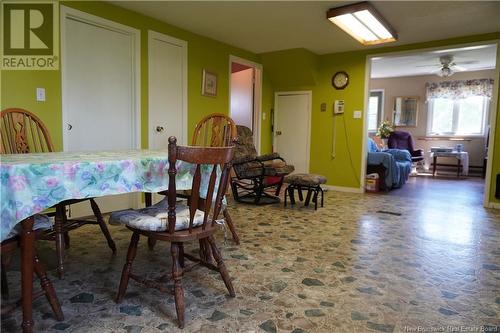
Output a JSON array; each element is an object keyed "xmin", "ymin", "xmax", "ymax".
[
  {"xmin": 1, "ymin": 229, "xmax": 64, "ymax": 323},
  {"xmin": 112, "ymin": 137, "xmax": 235, "ymax": 328},
  {"xmin": 0, "ymin": 108, "xmax": 116, "ymax": 279},
  {"xmin": 146, "ymin": 113, "xmax": 240, "ymax": 247}
]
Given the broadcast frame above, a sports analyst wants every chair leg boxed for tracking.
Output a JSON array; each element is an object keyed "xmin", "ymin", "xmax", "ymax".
[
  {"xmin": 207, "ymin": 236, "xmax": 235, "ymax": 297},
  {"xmin": 223, "ymin": 209, "xmax": 240, "ymax": 245},
  {"xmin": 320, "ymin": 187, "xmax": 324, "ymax": 208},
  {"xmin": 171, "ymin": 242, "xmax": 185, "ymax": 329},
  {"xmin": 54, "ymin": 205, "xmax": 66, "ymax": 279},
  {"xmin": 199, "ymin": 239, "xmax": 213, "ymax": 264},
  {"xmin": 289, "ymin": 185, "xmax": 296, "ymax": 205},
  {"xmin": 147, "ymin": 238, "xmax": 157, "ymax": 251},
  {"xmin": 116, "ymin": 232, "xmax": 140, "ymax": 304},
  {"xmin": 304, "ymin": 189, "xmax": 312, "ymax": 207},
  {"xmin": 33, "ymin": 255, "xmax": 64, "ymax": 321},
  {"xmin": 297, "ymin": 185, "xmax": 304, "ymax": 201},
  {"xmin": 90, "ymin": 199, "xmax": 116, "ymax": 255},
  {"xmin": 1, "ymin": 260, "xmax": 8, "ymax": 300},
  {"xmin": 274, "ymin": 178, "xmax": 284, "ymax": 196},
  {"xmin": 63, "ymin": 232, "xmax": 70, "ymax": 250}
]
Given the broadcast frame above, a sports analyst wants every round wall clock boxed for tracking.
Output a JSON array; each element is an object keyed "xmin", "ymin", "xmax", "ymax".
[{"xmin": 332, "ymin": 71, "xmax": 349, "ymax": 90}]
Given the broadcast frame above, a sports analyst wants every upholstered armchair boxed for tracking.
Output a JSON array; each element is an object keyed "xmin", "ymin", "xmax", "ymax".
[
  {"xmin": 367, "ymin": 138, "xmax": 412, "ymax": 190},
  {"xmin": 387, "ymin": 130, "xmax": 424, "ymax": 163}
]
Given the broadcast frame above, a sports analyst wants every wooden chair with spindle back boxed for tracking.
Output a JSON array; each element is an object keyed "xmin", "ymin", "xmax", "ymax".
[
  {"xmin": 0, "ymin": 108, "xmax": 117, "ymax": 279},
  {"xmin": 113, "ymin": 137, "xmax": 235, "ymax": 328},
  {"xmin": 146, "ymin": 113, "xmax": 240, "ymax": 250}
]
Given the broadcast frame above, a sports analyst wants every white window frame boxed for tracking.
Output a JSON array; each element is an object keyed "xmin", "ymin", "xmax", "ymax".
[
  {"xmin": 367, "ymin": 89, "xmax": 384, "ymax": 133},
  {"xmin": 426, "ymin": 96, "xmax": 489, "ymax": 137}
]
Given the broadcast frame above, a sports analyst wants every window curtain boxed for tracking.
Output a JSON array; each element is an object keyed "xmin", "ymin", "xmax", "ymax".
[{"xmin": 425, "ymin": 78, "xmax": 494, "ymax": 101}]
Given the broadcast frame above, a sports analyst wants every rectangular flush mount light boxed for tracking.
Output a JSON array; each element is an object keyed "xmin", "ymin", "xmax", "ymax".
[{"xmin": 327, "ymin": 1, "xmax": 397, "ymax": 45}]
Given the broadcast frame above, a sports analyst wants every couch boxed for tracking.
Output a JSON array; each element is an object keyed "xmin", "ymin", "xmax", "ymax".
[{"xmin": 367, "ymin": 138, "xmax": 412, "ymax": 190}]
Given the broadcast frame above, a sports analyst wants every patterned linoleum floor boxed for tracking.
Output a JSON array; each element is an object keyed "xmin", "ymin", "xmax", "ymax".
[{"xmin": 1, "ymin": 189, "xmax": 500, "ymax": 333}]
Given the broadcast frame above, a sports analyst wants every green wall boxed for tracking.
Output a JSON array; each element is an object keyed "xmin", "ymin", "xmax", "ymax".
[
  {"xmin": 1, "ymin": 1, "xmax": 499, "ymax": 205},
  {"xmin": 1, "ymin": 1, "xmax": 262, "ymax": 151},
  {"xmin": 261, "ymin": 33, "xmax": 500, "ymax": 203}
]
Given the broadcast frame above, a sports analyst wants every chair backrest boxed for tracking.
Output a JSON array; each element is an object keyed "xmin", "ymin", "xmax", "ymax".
[
  {"xmin": 192, "ymin": 113, "xmax": 237, "ymax": 147},
  {"xmin": 233, "ymin": 125, "xmax": 258, "ymax": 163},
  {"xmin": 388, "ymin": 130, "xmax": 415, "ymax": 153},
  {"xmin": 1, "ymin": 108, "xmax": 54, "ymax": 154},
  {"xmin": 166, "ymin": 136, "xmax": 234, "ymax": 234}
]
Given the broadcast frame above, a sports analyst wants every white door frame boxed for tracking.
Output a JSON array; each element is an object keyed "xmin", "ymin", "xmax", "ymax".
[
  {"xmin": 229, "ymin": 55, "xmax": 263, "ymax": 154},
  {"xmin": 60, "ymin": 6, "xmax": 141, "ymax": 151},
  {"xmin": 148, "ymin": 30, "xmax": 188, "ymax": 146},
  {"xmin": 362, "ymin": 40, "xmax": 500, "ymax": 208},
  {"xmin": 274, "ymin": 90, "xmax": 312, "ymax": 173}
]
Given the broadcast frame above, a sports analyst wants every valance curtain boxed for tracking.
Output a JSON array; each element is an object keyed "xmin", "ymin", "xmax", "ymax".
[{"xmin": 425, "ymin": 78, "xmax": 494, "ymax": 101}]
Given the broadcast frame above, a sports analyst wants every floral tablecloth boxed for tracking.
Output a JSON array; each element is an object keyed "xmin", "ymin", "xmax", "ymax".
[{"xmin": 0, "ymin": 150, "xmax": 217, "ymax": 241}]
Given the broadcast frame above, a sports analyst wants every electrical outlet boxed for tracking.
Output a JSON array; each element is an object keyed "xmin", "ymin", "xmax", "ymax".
[{"xmin": 36, "ymin": 88, "xmax": 45, "ymax": 102}]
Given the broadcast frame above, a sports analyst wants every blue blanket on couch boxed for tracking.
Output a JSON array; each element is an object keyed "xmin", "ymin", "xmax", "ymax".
[{"xmin": 367, "ymin": 139, "xmax": 412, "ymax": 189}]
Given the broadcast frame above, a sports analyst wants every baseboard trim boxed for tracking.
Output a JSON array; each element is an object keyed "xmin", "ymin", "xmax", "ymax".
[
  {"xmin": 487, "ymin": 202, "xmax": 500, "ymax": 209},
  {"xmin": 322, "ymin": 185, "xmax": 364, "ymax": 194}
]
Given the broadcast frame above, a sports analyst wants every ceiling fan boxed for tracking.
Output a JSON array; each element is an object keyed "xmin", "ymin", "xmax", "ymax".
[{"xmin": 417, "ymin": 55, "xmax": 476, "ymax": 77}]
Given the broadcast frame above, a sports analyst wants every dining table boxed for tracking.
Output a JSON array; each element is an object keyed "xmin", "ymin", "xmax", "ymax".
[{"xmin": 0, "ymin": 149, "xmax": 221, "ymax": 332}]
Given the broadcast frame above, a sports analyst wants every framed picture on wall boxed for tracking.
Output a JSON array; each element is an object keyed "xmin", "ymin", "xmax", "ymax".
[{"xmin": 202, "ymin": 69, "xmax": 217, "ymax": 97}]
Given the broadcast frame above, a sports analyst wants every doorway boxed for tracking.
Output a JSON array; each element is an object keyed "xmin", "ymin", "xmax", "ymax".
[
  {"xmin": 362, "ymin": 42, "xmax": 499, "ymax": 208},
  {"xmin": 229, "ymin": 56, "xmax": 262, "ymax": 153},
  {"xmin": 274, "ymin": 91, "xmax": 312, "ymax": 174},
  {"xmin": 61, "ymin": 6, "xmax": 141, "ymax": 215}
]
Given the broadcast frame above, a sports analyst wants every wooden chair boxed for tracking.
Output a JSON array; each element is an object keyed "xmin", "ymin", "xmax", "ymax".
[
  {"xmin": 113, "ymin": 137, "xmax": 235, "ymax": 328},
  {"xmin": 0, "ymin": 108, "xmax": 117, "ymax": 279},
  {"xmin": 146, "ymin": 113, "xmax": 240, "ymax": 248},
  {"xmin": 1, "ymin": 231, "xmax": 64, "ymax": 324}
]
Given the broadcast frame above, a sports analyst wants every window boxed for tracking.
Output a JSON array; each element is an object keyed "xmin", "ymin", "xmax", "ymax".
[
  {"xmin": 367, "ymin": 90, "xmax": 383, "ymax": 131},
  {"xmin": 427, "ymin": 96, "xmax": 488, "ymax": 136}
]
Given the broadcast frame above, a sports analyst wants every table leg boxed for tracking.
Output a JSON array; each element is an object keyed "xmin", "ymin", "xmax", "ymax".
[
  {"xmin": 457, "ymin": 157, "xmax": 461, "ymax": 178},
  {"xmin": 20, "ymin": 217, "xmax": 35, "ymax": 333},
  {"xmin": 54, "ymin": 206, "xmax": 66, "ymax": 279},
  {"xmin": 433, "ymin": 156, "xmax": 437, "ymax": 177}
]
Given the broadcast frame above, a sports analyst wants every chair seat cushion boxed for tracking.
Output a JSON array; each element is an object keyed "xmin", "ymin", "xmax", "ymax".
[
  {"xmin": 285, "ymin": 173, "xmax": 327, "ymax": 186},
  {"xmin": 6, "ymin": 214, "xmax": 53, "ymax": 239},
  {"xmin": 109, "ymin": 198, "xmax": 205, "ymax": 232}
]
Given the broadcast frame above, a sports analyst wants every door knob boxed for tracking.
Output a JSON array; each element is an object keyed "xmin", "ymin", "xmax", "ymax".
[
  {"xmin": 156, "ymin": 126, "xmax": 164, "ymax": 133},
  {"xmin": 67, "ymin": 123, "xmax": 73, "ymax": 130},
  {"xmin": 276, "ymin": 131, "xmax": 282, "ymax": 135}
]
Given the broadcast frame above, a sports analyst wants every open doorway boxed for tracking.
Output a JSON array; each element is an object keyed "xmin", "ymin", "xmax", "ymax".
[
  {"xmin": 229, "ymin": 56, "xmax": 262, "ymax": 153},
  {"xmin": 363, "ymin": 42, "xmax": 498, "ymax": 207}
]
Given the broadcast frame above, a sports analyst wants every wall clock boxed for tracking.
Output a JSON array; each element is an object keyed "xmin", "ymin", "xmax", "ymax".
[{"xmin": 332, "ymin": 71, "xmax": 349, "ymax": 90}]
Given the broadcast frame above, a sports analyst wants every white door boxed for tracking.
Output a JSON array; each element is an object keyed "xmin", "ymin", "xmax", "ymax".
[
  {"xmin": 148, "ymin": 31, "xmax": 187, "ymax": 149},
  {"xmin": 274, "ymin": 91, "xmax": 312, "ymax": 174},
  {"xmin": 148, "ymin": 31, "xmax": 187, "ymax": 204},
  {"xmin": 61, "ymin": 7, "xmax": 140, "ymax": 215}
]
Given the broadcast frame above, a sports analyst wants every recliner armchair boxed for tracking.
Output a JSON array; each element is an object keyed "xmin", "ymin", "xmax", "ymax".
[
  {"xmin": 388, "ymin": 130, "xmax": 424, "ymax": 163},
  {"xmin": 231, "ymin": 126, "xmax": 294, "ymax": 204}
]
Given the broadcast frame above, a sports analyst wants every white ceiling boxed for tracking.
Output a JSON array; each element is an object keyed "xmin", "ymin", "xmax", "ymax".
[
  {"xmin": 112, "ymin": 1, "xmax": 500, "ymax": 55},
  {"xmin": 370, "ymin": 44, "xmax": 497, "ymax": 78}
]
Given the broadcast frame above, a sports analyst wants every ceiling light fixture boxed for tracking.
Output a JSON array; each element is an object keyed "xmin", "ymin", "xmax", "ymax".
[{"xmin": 327, "ymin": 2, "xmax": 397, "ymax": 45}]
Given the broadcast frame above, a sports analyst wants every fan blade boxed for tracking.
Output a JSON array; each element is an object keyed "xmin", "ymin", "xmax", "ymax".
[
  {"xmin": 452, "ymin": 65, "xmax": 467, "ymax": 71},
  {"xmin": 415, "ymin": 64, "xmax": 440, "ymax": 68},
  {"xmin": 454, "ymin": 60, "xmax": 478, "ymax": 65}
]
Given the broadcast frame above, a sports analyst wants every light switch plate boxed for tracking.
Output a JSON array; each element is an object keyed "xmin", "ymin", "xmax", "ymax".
[
  {"xmin": 353, "ymin": 110, "xmax": 362, "ymax": 119},
  {"xmin": 36, "ymin": 88, "xmax": 45, "ymax": 102}
]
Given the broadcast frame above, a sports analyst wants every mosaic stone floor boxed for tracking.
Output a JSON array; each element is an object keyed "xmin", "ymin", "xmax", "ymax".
[{"xmin": 1, "ymin": 186, "xmax": 500, "ymax": 332}]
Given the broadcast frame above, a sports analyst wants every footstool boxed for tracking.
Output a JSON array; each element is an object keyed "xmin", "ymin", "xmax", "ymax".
[{"xmin": 284, "ymin": 173, "xmax": 327, "ymax": 210}]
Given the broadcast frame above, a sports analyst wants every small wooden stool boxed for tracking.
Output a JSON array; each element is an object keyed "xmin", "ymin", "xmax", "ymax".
[{"xmin": 284, "ymin": 174, "xmax": 327, "ymax": 210}]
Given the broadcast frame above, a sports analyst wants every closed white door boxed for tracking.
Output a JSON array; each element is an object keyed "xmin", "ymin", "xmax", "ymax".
[
  {"xmin": 148, "ymin": 31, "xmax": 187, "ymax": 149},
  {"xmin": 274, "ymin": 92, "xmax": 311, "ymax": 174},
  {"xmin": 61, "ymin": 7, "xmax": 140, "ymax": 215}
]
